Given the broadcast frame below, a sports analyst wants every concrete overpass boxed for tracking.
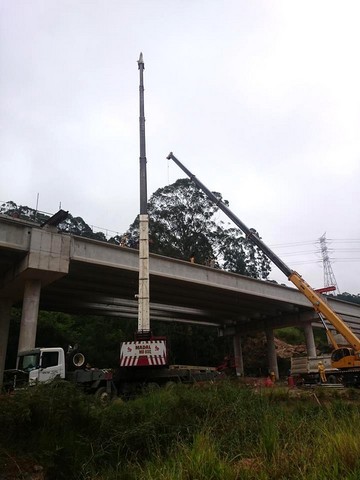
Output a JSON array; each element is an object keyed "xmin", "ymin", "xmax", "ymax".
[{"xmin": 1, "ymin": 214, "xmax": 360, "ymax": 385}]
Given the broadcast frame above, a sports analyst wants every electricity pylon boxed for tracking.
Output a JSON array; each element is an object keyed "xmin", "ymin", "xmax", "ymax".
[{"xmin": 319, "ymin": 233, "xmax": 340, "ymax": 294}]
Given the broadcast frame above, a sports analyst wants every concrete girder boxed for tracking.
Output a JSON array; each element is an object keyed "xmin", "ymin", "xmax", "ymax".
[{"xmin": 1, "ymin": 218, "xmax": 360, "ymax": 359}]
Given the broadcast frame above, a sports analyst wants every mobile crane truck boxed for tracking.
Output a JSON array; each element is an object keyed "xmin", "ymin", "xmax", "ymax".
[
  {"xmin": 4, "ymin": 343, "xmax": 218, "ymax": 400},
  {"xmin": 112, "ymin": 53, "xmax": 221, "ymax": 397},
  {"xmin": 167, "ymin": 152, "xmax": 360, "ymax": 388},
  {"xmin": 3, "ymin": 54, "xmax": 221, "ymax": 399}
]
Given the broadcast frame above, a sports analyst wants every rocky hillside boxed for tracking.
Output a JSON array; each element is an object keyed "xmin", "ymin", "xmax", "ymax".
[{"xmin": 242, "ymin": 333, "xmax": 307, "ymax": 376}]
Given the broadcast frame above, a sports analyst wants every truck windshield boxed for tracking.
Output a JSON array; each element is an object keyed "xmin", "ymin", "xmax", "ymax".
[{"xmin": 18, "ymin": 353, "xmax": 40, "ymax": 372}]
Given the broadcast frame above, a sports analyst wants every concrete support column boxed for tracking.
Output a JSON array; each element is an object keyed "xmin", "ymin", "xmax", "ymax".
[
  {"xmin": 0, "ymin": 298, "xmax": 12, "ymax": 391},
  {"xmin": 304, "ymin": 322, "xmax": 317, "ymax": 357},
  {"xmin": 233, "ymin": 334, "xmax": 244, "ymax": 377},
  {"xmin": 18, "ymin": 279, "xmax": 41, "ymax": 354},
  {"xmin": 265, "ymin": 326, "xmax": 279, "ymax": 379}
]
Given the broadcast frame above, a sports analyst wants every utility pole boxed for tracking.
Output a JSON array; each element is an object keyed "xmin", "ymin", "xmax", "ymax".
[{"xmin": 137, "ymin": 52, "xmax": 150, "ymax": 337}]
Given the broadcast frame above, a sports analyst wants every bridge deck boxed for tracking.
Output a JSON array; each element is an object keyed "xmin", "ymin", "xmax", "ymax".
[{"xmin": 1, "ymin": 214, "xmax": 360, "ymax": 334}]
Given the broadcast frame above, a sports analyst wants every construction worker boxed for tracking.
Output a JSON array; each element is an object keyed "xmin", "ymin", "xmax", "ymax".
[
  {"xmin": 120, "ymin": 235, "xmax": 127, "ymax": 247},
  {"xmin": 318, "ymin": 361, "xmax": 327, "ymax": 383},
  {"xmin": 264, "ymin": 375, "xmax": 273, "ymax": 387}
]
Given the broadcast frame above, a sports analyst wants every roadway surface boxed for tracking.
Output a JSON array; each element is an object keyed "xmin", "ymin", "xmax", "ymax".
[{"xmin": 1, "ymin": 214, "xmax": 360, "ymax": 335}]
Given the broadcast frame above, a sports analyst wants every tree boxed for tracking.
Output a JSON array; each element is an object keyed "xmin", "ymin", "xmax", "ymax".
[
  {"xmin": 125, "ymin": 178, "xmax": 271, "ymax": 279},
  {"xmin": 135, "ymin": 178, "xmax": 222, "ymax": 264},
  {"xmin": 0, "ymin": 201, "xmax": 107, "ymax": 242},
  {"xmin": 218, "ymin": 227, "xmax": 270, "ymax": 279},
  {"xmin": 335, "ymin": 293, "xmax": 360, "ymax": 305}
]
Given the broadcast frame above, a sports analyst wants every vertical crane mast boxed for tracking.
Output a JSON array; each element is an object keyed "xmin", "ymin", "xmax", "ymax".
[
  {"xmin": 137, "ymin": 52, "xmax": 150, "ymax": 337},
  {"xmin": 119, "ymin": 55, "xmax": 167, "ymax": 368}
]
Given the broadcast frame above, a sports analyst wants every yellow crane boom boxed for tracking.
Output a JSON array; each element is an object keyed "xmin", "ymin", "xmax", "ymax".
[{"xmin": 167, "ymin": 152, "xmax": 360, "ymax": 369}]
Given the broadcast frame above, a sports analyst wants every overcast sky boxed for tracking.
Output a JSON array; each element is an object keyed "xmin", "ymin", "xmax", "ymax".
[{"xmin": 1, "ymin": 1, "xmax": 359, "ymax": 294}]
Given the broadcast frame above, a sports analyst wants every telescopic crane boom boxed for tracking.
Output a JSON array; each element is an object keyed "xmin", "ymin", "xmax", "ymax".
[
  {"xmin": 167, "ymin": 152, "xmax": 360, "ymax": 369},
  {"xmin": 137, "ymin": 52, "xmax": 150, "ymax": 337}
]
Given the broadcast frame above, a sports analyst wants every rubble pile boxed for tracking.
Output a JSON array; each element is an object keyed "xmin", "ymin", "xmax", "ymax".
[
  {"xmin": 241, "ymin": 333, "xmax": 307, "ymax": 376},
  {"xmin": 274, "ymin": 337, "xmax": 307, "ymax": 358}
]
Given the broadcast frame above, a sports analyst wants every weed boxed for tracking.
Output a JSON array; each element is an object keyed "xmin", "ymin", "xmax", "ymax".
[{"xmin": 2, "ymin": 381, "xmax": 360, "ymax": 479}]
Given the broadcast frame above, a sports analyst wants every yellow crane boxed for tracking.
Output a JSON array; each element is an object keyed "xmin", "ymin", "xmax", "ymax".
[{"xmin": 167, "ymin": 152, "xmax": 360, "ymax": 371}]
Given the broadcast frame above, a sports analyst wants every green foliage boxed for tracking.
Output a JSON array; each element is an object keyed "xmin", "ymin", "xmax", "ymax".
[
  {"xmin": 137, "ymin": 432, "xmax": 236, "ymax": 480},
  {"xmin": 152, "ymin": 321, "xmax": 230, "ymax": 366},
  {"xmin": 2, "ymin": 192, "xmax": 271, "ymax": 279},
  {"xmin": 275, "ymin": 327, "xmax": 305, "ymax": 345},
  {"xmin": 275, "ymin": 326, "xmax": 330, "ymax": 354},
  {"xmin": 0, "ymin": 382, "xmax": 95, "ymax": 478},
  {"xmin": 336, "ymin": 292, "xmax": 360, "ymax": 305},
  {"xmin": 5, "ymin": 309, "xmax": 229, "ymax": 371},
  {"xmin": 35, "ymin": 311, "xmax": 76, "ymax": 347},
  {"xmin": 126, "ymin": 178, "xmax": 221, "ymax": 262},
  {"xmin": 0, "ymin": 201, "xmax": 107, "ymax": 241},
  {"xmin": 5, "ymin": 310, "xmax": 135, "ymax": 370},
  {"xmin": 150, "ymin": 178, "xmax": 221, "ymax": 262},
  {"xmin": 313, "ymin": 328, "xmax": 331, "ymax": 353},
  {"xmin": 3, "ymin": 382, "xmax": 360, "ymax": 479},
  {"xmin": 5, "ymin": 308, "xmax": 21, "ymax": 369},
  {"xmin": 61, "ymin": 315, "xmax": 132, "ymax": 368},
  {"xmin": 126, "ymin": 178, "xmax": 271, "ymax": 279}
]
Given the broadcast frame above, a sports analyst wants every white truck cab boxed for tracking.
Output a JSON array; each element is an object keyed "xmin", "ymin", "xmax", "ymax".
[{"xmin": 17, "ymin": 347, "xmax": 66, "ymax": 385}]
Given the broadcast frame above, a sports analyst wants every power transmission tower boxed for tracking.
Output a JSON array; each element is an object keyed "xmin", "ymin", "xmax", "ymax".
[{"xmin": 319, "ymin": 233, "xmax": 340, "ymax": 294}]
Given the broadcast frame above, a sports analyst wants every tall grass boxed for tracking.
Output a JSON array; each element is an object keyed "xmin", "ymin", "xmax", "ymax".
[{"xmin": 1, "ymin": 380, "xmax": 360, "ymax": 479}]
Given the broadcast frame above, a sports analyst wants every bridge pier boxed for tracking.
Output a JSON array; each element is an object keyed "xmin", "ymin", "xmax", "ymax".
[
  {"xmin": 17, "ymin": 279, "xmax": 41, "ymax": 353},
  {"xmin": 265, "ymin": 326, "xmax": 279, "ymax": 380},
  {"xmin": 233, "ymin": 334, "xmax": 244, "ymax": 376},
  {"xmin": 303, "ymin": 322, "xmax": 317, "ymax": 357},
  {"xmin": 0, "ymin": 298, "xmax": 12, "ymax": 391}
]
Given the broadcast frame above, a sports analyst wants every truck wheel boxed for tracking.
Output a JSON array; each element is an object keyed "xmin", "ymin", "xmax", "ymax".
[
  {"xmin": 95, "ymin": 387, "xmax": 111, "ymax": 405},
  {"xmin": 327, "ymin": 375, "xmax": 337, "ymax": 384}
]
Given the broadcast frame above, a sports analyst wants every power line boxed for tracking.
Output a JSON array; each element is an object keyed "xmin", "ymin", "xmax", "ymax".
[
  {"xmin": 328, "ymin": 238, "xmax": 360, "ymax": 242},
  {"xmin": 333, "ymin": 258, "xmax": 360, "ymax": 262},
  {"xmin": 266, "ymin": 237, "xmax": 360, "ymax": 279},
  {"xmin": 279, "ymin": 250, "xmax": 321, "ymax": 257},
  {"xmin": 269, "ymin": 240, "xmax": 317, "ymax": 248},
  {"xmin": 269, "ymin": 238, "xmax": 360, "ymax": 248}
]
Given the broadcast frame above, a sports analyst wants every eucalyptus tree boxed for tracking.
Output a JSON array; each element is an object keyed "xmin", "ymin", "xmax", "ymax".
[{"xmin": 125, "ymin": 178, "xmax": 271, "ymax": 280}]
